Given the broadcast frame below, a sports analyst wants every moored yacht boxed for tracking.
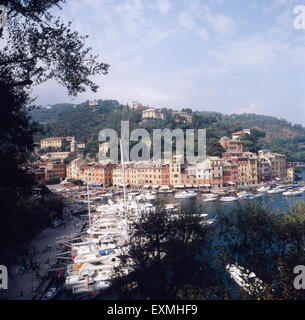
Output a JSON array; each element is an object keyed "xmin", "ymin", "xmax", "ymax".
[
  {"xmin": 202, "ymin": 193, "xmax": 218, "ymax": 202},
  {"xmin": 283, "ymin": 190, "xmax": 303, "ymax": 196},
  {"xmin": 257, "ymin": 185, "xmax": 270, "ymax": 193},
  {"xmin": 220, "ymin": 196, "xmax": 238, "ymax": 202},
  {"xmin": 175, "ymin": 191, "xmax": 197, "ymax": 199},
  {"xmin": 267, "ymin": 187, "xmax": 286, "ymax": 194}
]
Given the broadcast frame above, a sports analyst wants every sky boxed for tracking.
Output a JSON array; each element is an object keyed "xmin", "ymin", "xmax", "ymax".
[{"xmin": 32, "ymin": 0, "xmax": 305, "ymax": 126}]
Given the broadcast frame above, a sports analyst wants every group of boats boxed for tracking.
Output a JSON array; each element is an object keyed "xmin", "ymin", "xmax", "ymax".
[
  {"xmin": 62, "ymin": 191, "xmax": 173, "ymax": 299},
  {"xmin": 173, "ymin": 184, "xmax": 305, "ymax": 203},
  {"xmin": 258, "ymin": 185, "xmax": 305, "ymax": 196}
]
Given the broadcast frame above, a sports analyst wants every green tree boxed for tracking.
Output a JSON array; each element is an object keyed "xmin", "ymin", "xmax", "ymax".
[
  {"xmin": 113, "ymin": 203, "xmax": 224, "ymax": 299},
  {"xmin": 0, "ymin": 0, "xmax": 108, "ymax": 264},
  {"xmin": 207, "ymin": 138, "xmax": 225, "ymax": 157}
]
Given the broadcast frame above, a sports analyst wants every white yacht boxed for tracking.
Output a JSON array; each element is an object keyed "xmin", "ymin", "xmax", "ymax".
[
  {"xmin": 145, "ymin": 193, "xmax": 157, "ymax": 201},
  {"xmin": 283, "ymin": 190, "xmax": 303, "ymax": 196},
  {"xmin": 220, "ymin": 196, "xmax": 238, "ymax": 202},
  {"xmin": 238, "ymin": 192, "xmax": 255, "ymax": 200},
  {"xmin": 226, "ymin": 264, "xmax": 264, "ymax": 295},
  {"xmin": 257, "ymin": 185, "xmax": 270, "ymax": 193},
  {"xmin": 202, "ymin": 193, "xmax": 218, "ymax": 202},
  {"xmin": 175, "ymin": 191, "xmax": 197, "ymax": 199},
  {"xmin": 267, "ymin": 188, "xmax": 286, "ymax": 194}
]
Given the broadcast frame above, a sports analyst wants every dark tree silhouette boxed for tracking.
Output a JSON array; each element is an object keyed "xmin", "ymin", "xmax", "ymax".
[
  {"xmin": 0, "ymin": 0, "xmax": 109, "ymax": 264},
  {"xmin": 112, "ymin": 203, "xmax": 224, "ymax": 300},
  {"xmin": 0, "ymin": 0, "xmax": 109, "ymax": 94}
]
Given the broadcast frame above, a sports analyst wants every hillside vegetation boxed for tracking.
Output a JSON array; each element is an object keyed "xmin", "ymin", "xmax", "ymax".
[
  {"xmin": 30, "ymin": 103, "xmax": 74, "ymax": 123},
  {"xmin": 31, "ymin": 100, "xmax": 305, "ymax": 162}
]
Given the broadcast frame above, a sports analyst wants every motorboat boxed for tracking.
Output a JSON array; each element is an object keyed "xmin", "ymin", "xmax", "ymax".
[
  {"xmin": 257, "ymin": 186, "xmax": 270, "ymax": 193},
  {"xmin": 145, "ymin": 193, "xmax": 157, "ymax": 201},
  {"xmin": 267, "ymin": 188, "xmax": 286, "ymax": 194},
  {"xmin": 226, "ymin": 264, "xmax": 264, "ymax": 295},
  {"xmin": 202, "ymin": 194, "xmax": 218, "ymax": 202},
  {"xmin": 283, "ymin": 190, "xmax": 303, "ymax": 197},
  {"xmin": 175, "ymin": 191, "xmax": 197, "ymax": 199},
  {"xmin": 220, "ymin": 196, "xmax": 238, "ymax": 202},
  {"xmin": 238, "ymin": 193, "xmax": 256, "ymax": 200},
  {"xmin": 203, "ymin": 197, "xmax": 217, "ymax": 202},
  {"xmin": 238, "ymin": 192, "xmax": 250, "ymax": 199}
]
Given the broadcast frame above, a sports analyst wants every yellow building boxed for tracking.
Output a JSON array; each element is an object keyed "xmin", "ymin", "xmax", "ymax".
[
  {"xmin": 112, "ymin": 162, "xmax": 136, "ymax": 187},
  {"xmin": 142, "ymin": 108, "xmax": 164, "ymax": 120},
  {"xmin": 169, "ymin": 156, "xmax": 185, "ymax": 186},
  {"xmin": 112, "ymin": 161, "xmax": 163, "ymax": 187},
  {"xmin": 133, "ymin": 161, "xmax": 153, "ymax": 186},
  {"xmin": 40, "ymin": 137, "xmax": 65, "ymax": 149},
  {"xmin": 238, "ymin": 157, "xmax": 248, "ymax": 185},
  {"xmin": 258, "ymin": 150, "xmax": 286, "ymax": 180},
  {"xmin": 243, "ymin": 152, "xmax": 258, "ymax": 185},
  {"xmin": 287, "ymin": 167, "xmax": 294, "ymax": 181},
  {"xmin": 151, "ymin": 163, "xmax": 162, "ymax": 186},
  {"xmin": 112, "ymin": 165, "xmax": 123, "ymax": 187}
]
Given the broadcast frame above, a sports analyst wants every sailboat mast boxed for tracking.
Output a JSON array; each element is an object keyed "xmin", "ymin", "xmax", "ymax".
[
  {"xmin": 120, "ymin": 139, "xmax": 127, "ymax": 203},
  {"xmin": 87, "ymin": 171, "xmax": 92, "ymax": 239},
  {"xmin": 120, "ymin": 139, "xmax": 128, "ymax": 233}
]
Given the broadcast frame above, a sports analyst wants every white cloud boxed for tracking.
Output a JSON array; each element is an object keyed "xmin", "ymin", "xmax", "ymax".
[
  {"xmin": 178, "ymin": 12, "xmax": 210, "ymax": 41},
  {"xmin": 145, "ymin": 28, "xmax": 177, "ymax": 46},
  {"xmin": 158, "ymin": 0, "xmax": 171, "ymax": 15},
  {"xmin": 182, "ymin": 61, "xmax": 228, "ymax": 77},
  {"xmin": 201, "ymin": 6, "xmax": 237, "ymax": 38},
  {"xmin": 233, "ymin": 101, "xmax": 267, "ymax": 115},
  {"xmin": 114, "ymin": 0, "xmax": 145, "ymax": 35}
]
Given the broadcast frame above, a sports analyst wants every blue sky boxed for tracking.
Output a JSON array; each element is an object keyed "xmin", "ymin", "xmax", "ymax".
[{"xmin": 33, "ymin": 0, "xmax": 305, "ymax": 125}]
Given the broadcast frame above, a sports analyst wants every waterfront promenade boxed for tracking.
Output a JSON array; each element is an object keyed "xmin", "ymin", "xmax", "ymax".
[{"xmin": 2, "ymin": 215, "xmax": 84, "ymax": 300}]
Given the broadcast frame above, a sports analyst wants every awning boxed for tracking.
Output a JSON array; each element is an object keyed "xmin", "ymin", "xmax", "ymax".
[
  {"xmin": 143, "ymin": 185, "xmax": 151, "ymax": 189},
  {"xmin": 173, "ymin": 185, "xmax": 185, "ymax": 189},
  {"xmin": 228, "ymin": 182, "xmax": 236, "ymax": 185},
  {"xmin": 159, "ymin": 186, "xmax": 170, "ymax": 190},
  {"xmin": 152, "ymin": 185, "xmax": 159, "ymax": 189},
  {"xmin": 200, "ymin": 184, "xmax": 211, "ymax": 187},
  {"xmin": 185, "ymin": 185, "xmax": 193, "ymax": 188}
]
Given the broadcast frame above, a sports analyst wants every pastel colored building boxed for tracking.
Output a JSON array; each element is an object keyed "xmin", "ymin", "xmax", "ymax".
[
  {"xmin": 142, "ymin": 108, "xmax": 164, "ymax": 120},
  {"xmin": 220, "ymin": 136, "xmax": 243, "ymax": 153},
  {"xmin": 40, "ymin": 137, "xmax": 65, "ymax": 149}
]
